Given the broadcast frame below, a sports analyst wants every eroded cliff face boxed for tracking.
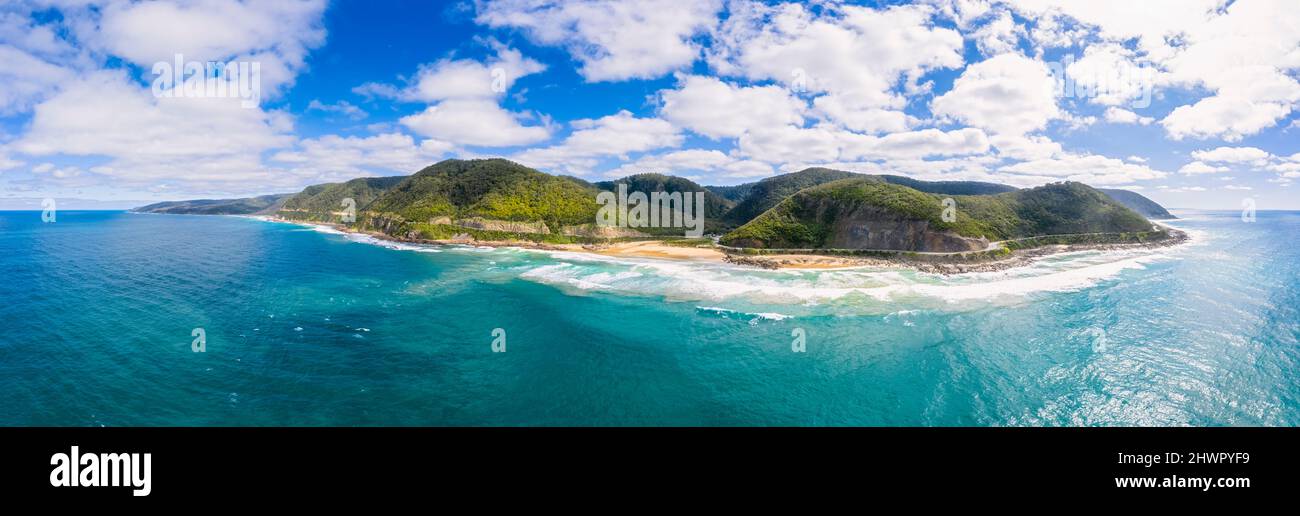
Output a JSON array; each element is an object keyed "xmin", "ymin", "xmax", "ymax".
[
  {"xmin": 772, "ymin": 195, "xmax": 981, "ymax": 252},
  {"xmin": 455, "ymin": 217, "xmax": 551, "ymax": 234},
  {"xmin": 825, "ymin": 204, "xmax": 987, "ymax": 252}
]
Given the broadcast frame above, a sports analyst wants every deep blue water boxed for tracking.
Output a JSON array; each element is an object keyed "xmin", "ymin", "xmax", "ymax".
[{"xmin": 0, "ymin": 210, "xmax": 1297, "ymax": 426}]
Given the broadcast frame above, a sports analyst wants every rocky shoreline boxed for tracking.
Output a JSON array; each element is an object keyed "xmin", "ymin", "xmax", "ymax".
[{"xmin": 723, "ymin": 229, "xmax": 1190, "ymax": 274}]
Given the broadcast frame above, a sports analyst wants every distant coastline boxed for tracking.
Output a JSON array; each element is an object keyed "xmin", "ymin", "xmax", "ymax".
[
  {"xmin": 136, "ymin": 158, "xmax": 1191, "ymax": 275},
  {"xmin": 250, "ymin": 213, "xmax": 1190, "ymax": 275}
]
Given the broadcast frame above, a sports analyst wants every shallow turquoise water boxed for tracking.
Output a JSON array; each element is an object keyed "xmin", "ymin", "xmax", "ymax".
[{"xmin": 0, "ymin": 210, "xmax": 1296, "ymax": 426}]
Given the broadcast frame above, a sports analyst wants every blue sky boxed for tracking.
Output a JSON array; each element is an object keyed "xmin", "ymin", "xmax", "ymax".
[{"xmin": 1, "ymin": 0, "xmax": 1298, "ymax": 210}]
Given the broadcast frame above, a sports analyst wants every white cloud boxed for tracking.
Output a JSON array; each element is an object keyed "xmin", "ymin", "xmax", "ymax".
[
  {"xmin": 810, "ymin": 98, "xmax": 911, "ymax": 134},
  {"xmin": 1178, "ymin": 161, "xmax": 1229, "ymax": 175},
  {"xmin": 736, "ymin": 126, "xmax": 844, "ymax": 165},
  {"xmin": 0, "ymin": 152, "xmax": 20, "ymax": 171},
  {"xmin": 709, "ymin": 1, "xmax": 962, "ymax": 130},
  {"xmin": 931, "ymin": 53, "xmax": 1060, "ymax": 135},
  {"xmin": 998, "ymin": 152, "xmax": 1167, "ymax": 185},
  {"xmin": 0, "ymin": 45, "xmax": 74, "ymax": 114},
  {"xmin": 969, "ymin": 9, "xmax": 1023, "ymax": 56},
  {"xmin": 1103, "ymin": 107, "xmax": 1153, "ymax": 125},
  {"xmin": 658, "ymin": 75, "xmax": 805, "ymax": 139},
  {"xmin": 356, "ymin": 44, "xmax": 545, "ymax": 103},
  {"xmin": 270, "ymin": 133, "xmax": 450, "ymax": 182},
  {"xmin": 988, "ymin": 133, "xmax": 1063, "ymax": 160},
  {"xmin": 476, "ymin": 0, "xmax": 722, "ymax": 81},
  {"xmin": 1002, "ymin": 0, "xmax": 1221, "ymax": 62},
  {"xmin": 1157, "ymin": 1, "xmax": 1300, "ymax": 141},
  {"xmin": 400, "ymin": 99, "xmax": 552, "ymax": 147},
  {"xmin": 88, "ymin": 0, "xmax": 328, "ymax": 94},
  {"xmin": 1190, "ymin": 146, "xmax": 1272, "ymax": 164},
  {"xmin": 1162, "ymin": 79, "xmax": 1299, "ymax": 142},
  {"xmin": 1005, "ymin": 0, "xmax": 1300, "ymax": 141},
  {"xmin": 306, "ymin": 99, "xmax": 367, "ymax": 120},
  {"xmin": 512, "ymin": 110, "xmax": 682, "ymax": 173},
  {"xmin": 1065, "ymin": 44, "xmax": 1153, "ymax": 107},
  {"xmin": 364, "ymin": 43, "xmax": 552, "ymax": 148},
  {"xmin": 14, "ymin": 71, "xmax": 295, "ymax": 187},
  {"xmin": 840, "ymin": 128, "xmax": 991, "ymax": 161},
  {"xmin": 603, "ymin": 149, "xmax": 773, "ymax": 182}
]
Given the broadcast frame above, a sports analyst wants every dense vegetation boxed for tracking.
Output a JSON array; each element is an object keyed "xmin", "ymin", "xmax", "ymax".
[
  {"xmin": 705, "ymin": 182, "xmax": 756, "ymax": 203},
  {"xmin": 718, "ymin": 168, "xmax": 862, "ymax": 227},
  {"xmin": 1098, "ymin": 188, "xmax": 1176, "ymax": 219},
  {"xmin": 715, "ymin": 168, "xmax": 1026, "ymax": 228},
  {"xmin": 595, "ymin": 173, "xmax": 733, "ymax": 233},
  {"xmin": 131, "ymin": 194, "xmax": 290, "ymax": 215},
  {"xmin": 361, "ymin": 158, "xmax": 600, "ymax": 232},
  {"xmin": 876, "ymin": 175, "xmax": 1017, "ymax": 196},
  {"xmin": 721, "ymin": 178, "xmax": 1154, "ymax": 249},
  {"xmin": 278, "ymin": 176, "xmax": 406, "ymax": 222},
  {"xmin": 594, "ymin": 173, "xmax": 733, "ymax": 218}
]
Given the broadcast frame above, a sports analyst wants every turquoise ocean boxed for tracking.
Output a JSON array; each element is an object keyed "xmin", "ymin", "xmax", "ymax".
[{"xmin": 0, "ymin": 210, "xmax": 1296, "ymax": 426}]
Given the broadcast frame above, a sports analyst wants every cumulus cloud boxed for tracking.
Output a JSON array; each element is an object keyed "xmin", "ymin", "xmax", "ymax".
[
  {"xmin": 1103, "ymin": 107, "xmax": 1154, "ymax": 125},
  {"xmin": 370, "ymin": 44, "xmax": 552, "ymax": 147},
  {"xmin": 400, "ymin": 99, "xmax": 552, "ymax": 147},
  {"xmin": 1065, "ymin": 44, "xmax": 1154, "ymax": 108},
  {"xmin": 14, "ymin": 71, "xmax": 295, "ymax": 187},
  {"xmin": 1178, "ymin": 161, "xmax": 1229, "ymax": 175},
  {"xmin": 603, "ymin": 149, "xmax": 774, "ymax": 183},
  {"xmin": 306, "ymin": 99, "xmax": 367, "ymax": 120},
  {"xmin": 475, "ymin": 0, "xmax": 722, "ymax": 81},
  {"xmin": 1005, "ymin": 0, "xmax": 1300, "ymax": 141},
  {"xmin": 354, "ymin": 44, "xmax": 545, "ymax": 103},
  {"xmin": 1190, "ymin": 146, "xmax": 1272, "ymax": 164},
  {"xmin": 931, "ymin": 53, "xmax": 1060, "ymax": 135},
  {"xmin": 87, "ymin": 0, "xmax": 328, "ymax": 95},
  {"xmin": 658, "ymin": 75, "xmax": 806, "ymax": 139},
  {"xmin": 840, "ymin": 128, "xmax": 991, "ymax": 161},
  {"xmin": 998, "ymin": 152, "xmax": 1168, "ymax": 185},
  {"xmin": 512, "ymin": 110, "xmax": 682, "ymax": 174},
  {"xmin": 0, "ymin": 45, "xmax": 73, "ymax": 114},
  {"xmin": 709, "ymin": 1, "xmax": 963, "ymax": 131},
  {"xmin": 270, "ymin": 133, "xmax": 451, "ymax": 182}
]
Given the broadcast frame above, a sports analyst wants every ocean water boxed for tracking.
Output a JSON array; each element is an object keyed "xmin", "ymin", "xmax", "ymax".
[{"xmin": 0, "ymin": 210, "xmax": 1297, "ymax": 426}]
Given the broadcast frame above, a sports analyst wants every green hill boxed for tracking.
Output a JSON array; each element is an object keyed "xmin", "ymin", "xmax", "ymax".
[
  {"xmin": 131, "ymin": 194, "xmax": 290, "ymax": 215},
  {"xmin": 721, "ymin": 179, "xmax": 1154, "ymax": 252},
  {"xmin": 360, "ymin": 158, "xmax": 600, "ymax": 233},
  {"xmin": 719, "ymin": 168, "xmax": 862, "ymax": 227},
  {"xmin": 595, "ymin": 173, "xmax": 733, "ymax": 233},
  {"xmin": 718, "ymin": 168, "xmax": 1026, "ymax": 228},
  {"xmin": 877, "ymin": 175, "xmax": 1017, "ymax": 196},
  {"xmin": 1098, "ymin": 188, "xmax": 1176, "ymax": 219},
  {"xmin": 706, "ymin": 183, "xmax": 757, "ymax": 203},
  {"xmin": 278, "ymin": 176, "xmax": 406, "ymax": 222}
]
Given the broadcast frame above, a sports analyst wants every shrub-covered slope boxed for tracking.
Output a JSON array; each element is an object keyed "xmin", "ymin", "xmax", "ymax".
[{"xmin": 721, "ymin": 179, "xmax": 1153, "ymax": 252}]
